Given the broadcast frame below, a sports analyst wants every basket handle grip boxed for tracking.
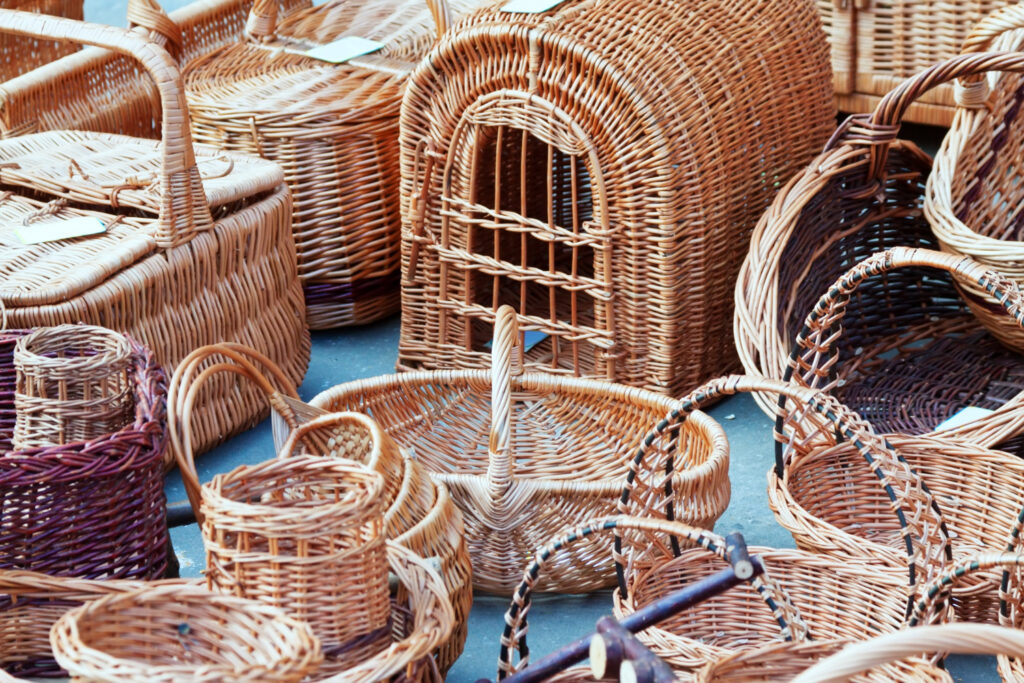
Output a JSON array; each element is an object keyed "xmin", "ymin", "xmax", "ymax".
[
  {"xmin": 792, "ymin": 623, "xmax": 1024, "ymax": 683},
  {"xmin": 0, "ymin": 10, "xmax": 214, "ymax": 249},
  {"xmin": 962, "ymin": 4, "xmax": 1024, "ymax": 55},
  {"xmin": 487, "ymin": 306, "xmax": 523, "ymax": 505},
  {"xmin": 496, "ymin": 516, "xmax": 808, "ymax": 680},
  {"xmin": 167, "ymin": 343, "xmax": 300, "ymax": 527},
  {"xmin": 246, "ymin": 0, "xmax": 452, "ymax": 42},
  {"xmin": 126, "ymin": 0, "xmax": 183, "ymax": 59}
]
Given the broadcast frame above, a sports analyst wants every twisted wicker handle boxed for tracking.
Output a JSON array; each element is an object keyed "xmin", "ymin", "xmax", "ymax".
[
  {"xmin": 0, "ymin": 10, "xmax": 213, "ymax": 248},
  {"xmin": 487, "ymin": 306, "xmax": 523, "ymax": 503},
  {"xmin": 126, "ymin": 0, "xmax": 183, "ymax": 58},
  {"xmin": 905, "ymin": 552, "xmax": 1024, "ymax": 627},
  {"xmin": 247, "ymin": 0, "xmax": 452, "ymax": 42},
  {"xmin": 961, "ymin": 3, "xmax": 1024, "ymax": 54},
  {"xmin": 496, "ymin": 516, "xmax": 808, "ymax": 680},
  {"xmin": 793, "ymin": 623, "xmax": 1024, "ymax": 683},
  {"xmin": 167, "ymin": 343, "xmax": 300, "ymax": 527}
]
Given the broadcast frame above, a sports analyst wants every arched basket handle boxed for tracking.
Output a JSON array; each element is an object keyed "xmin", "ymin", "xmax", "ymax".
[
  {"xmin": 487, "ymin": 306, "xmax": 523, "ymax": 504},
  {"xmin": 126, "ymin": 0, "xmax": 183, "ymax": 58}
]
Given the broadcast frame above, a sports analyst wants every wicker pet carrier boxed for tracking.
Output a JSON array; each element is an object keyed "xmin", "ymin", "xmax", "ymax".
[
  {"xmin": 0, "ymin": 328, "xmax": 172, "ymax": 677},
  {"xmin": 182, "ymin": 0, "xmax": 481, "ymax": 330},
  {"xmin": 0, "ymin": 0, "xmax": 311, "ymax": 139},
  {"xmin": 396, "ymin": 0, "xmax": 834, "ymax": 394},
  {"xmin": 818, "ymin": 0, "xmax": 1011, "ymax": 125},
  {"xmin": 0, "ymin": 0, "xmax": 82, "ymax": 81},
  {"xmin": 167, "ymin": 343, "xmax": 472, "ymax": 674},
  {"xmin": 0, "ymin": 10, "xmax": 310, "ymax": 460},
  {"xmin": 734, "ymin": 54, "xmax": 1024, "ymax": 451},
  {"xmin": 927, "ymin": 5, "xmax": 1024, "ymax": 354},
  {"xmin": 309, "ymin": 305, "xmax": 730, "ymax": 594}
]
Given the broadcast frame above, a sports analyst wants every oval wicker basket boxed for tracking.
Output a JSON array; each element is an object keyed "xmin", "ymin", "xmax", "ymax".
[
  {"xmin": 0, "ymin": 8, "xmax": 310, "ymax": 462},
  {"xmin": 0, "ymin": 328, "xmax": 172, "ymax": 677},
  {"xmin": 309, "ymin": 305, "xmax": 730, "ymax": 594},
  {"xmin": 926, "ymin": 4, "xmax": 1024, "ymax": 355},
  {"xmin": 168, "ymin": 343, "xmax": 472, "ymax": 674}
]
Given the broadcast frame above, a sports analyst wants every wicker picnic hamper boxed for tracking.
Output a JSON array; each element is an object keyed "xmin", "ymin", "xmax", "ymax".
[
  {"xmin": 0, "ymin": 328, "xmax": 172, "ymax": 677},
  {"xmin": 396, "ymin": 0, "xmax": 834, "ymax": 394},
  {"xmin": 167, "ymin": 342, "xmax": 473, "ymax": 673},
  {"xmin": 50, "ymin": 583, "xmax": 322, "ymax": 683},
  {"xmin": 926, "ymin": 4, "xmax": 1024, "ymax": 354},
  {"xmin": 819, "ymin": 0, "xmax": 1012, "ymax": 125},
  {"xmin": 180, "ymin": 0, "xmax": 479, "ymax": 330},
  {"xmin": 0, "ymin": 10, "xmax": 310, "ymax": 460},
  {"xmin": 310, "ymin": 305, "xmax": 730, "ymax": 593},
  {"xmin": 0, "ymin": 0, "xmax": 311, "ymax": 139},
  {"xmin": 0, "ymin": 0, "xmax": 82, "ymax": 81},
  {"xmin": 734, "ymin": 54, "xmax": 1024, "ymax": 448}
]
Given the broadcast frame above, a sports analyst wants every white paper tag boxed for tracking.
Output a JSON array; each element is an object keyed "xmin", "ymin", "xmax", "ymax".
[
  {"xmin": 305, "ymin": 37, "xmax": 384, "ymax": 64},
  {"xmin": 501, "ymin": 0, "xmax": 566, "ymax": 12},
  {"xmin": 934, "ymin": 405, "xmax": 995, "ymax": 432},
  {"xmin": 15, "ymin": 216, "xmax": 106, "ymax": 244}
]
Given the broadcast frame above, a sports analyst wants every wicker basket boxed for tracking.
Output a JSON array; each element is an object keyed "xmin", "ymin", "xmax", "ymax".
[
  {"xmin": 167, "ymin": 342, "xmax": 473, "ymax": 674},
  {"xmin": 182, "ymin": 0, "xmax": 479, "ymax": 329},
  {"xmin": 0, "ymin": 0, "xmax": 82, "ymax": 81},
  {"xmin": 309, "ymin": 305, "xmax": 730, "ymax": 594},
  {"xmin": 927, "ymin": 5, "xmax": 1024, "ymax": 355},
  {"xmin": 396, "ymin": 0, "xmax": 834, "ymax": 394},
  {"xmin": 0, "ymin": 9, "xmax": 310, "ymax": 461},
  {"xmin": 818, "ymin": 0, "xmax": 1011, "ymax": 126},
  {"xmin": 0, "ymin": 329, "xmax": 172, "ymax": 677},
  {"xmin": 734, "ymin": 55, "xmax": 1024, "ymax": 451},
  {"xmin": 50, "ymin": 583, "xmax": 322, "ymax": 683}
]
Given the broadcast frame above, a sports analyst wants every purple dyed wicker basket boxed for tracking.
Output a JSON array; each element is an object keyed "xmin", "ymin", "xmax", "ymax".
[{"xmin": 0, "ymin": 329, "xmax": 171, "ymax": 678}]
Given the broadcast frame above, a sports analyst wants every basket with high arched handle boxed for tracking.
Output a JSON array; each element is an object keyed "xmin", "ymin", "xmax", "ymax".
[
  {"xmin": 0, "ymin": 7, "xmax": 310, "ymax": 461},
  {"xmin": 178, "ymin": 0, "xmax": 472, "ymax": 329},
  {"xmin": 167, "ymin": 342, "xmax": 472, "ymax": 674},
  {"xmin": 308, "ymin": 305, "xmax": 730, "ymax": 594},
  {"xmin": 735, "ymin": 49, "xmax": 1024, "ymax": 454}
]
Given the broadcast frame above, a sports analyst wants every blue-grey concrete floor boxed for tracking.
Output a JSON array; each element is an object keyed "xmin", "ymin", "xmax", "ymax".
[{"xmin": 72, "ymin": 1, "xmax": 999, "ymax": 679}]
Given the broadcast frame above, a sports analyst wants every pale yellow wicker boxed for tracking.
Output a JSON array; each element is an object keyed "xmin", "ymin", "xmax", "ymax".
[
  {"xmin": 820, "ymin": 0, "xmax": 1011, "ymax": 125},
  {"xmin": 0, "ymin": 0, "xmax": 82, "ymax": 81},
  {"xmin": 926, "ymin": 4, "xmax": 1024, "ymax": 354},
  {"xmin": 310, "ymin": 305, "xmax": 730, "ymax": 594},
  {"xmin": 396, "ymin": 0, "xmax": 834, "ymax": 395},
  {"xmin": 0, "ymin": 9, "xmax": 310, "ymax": 460}
]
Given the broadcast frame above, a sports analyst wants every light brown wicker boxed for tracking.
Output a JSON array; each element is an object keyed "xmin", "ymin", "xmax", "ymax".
[
  {"xmin": 0, "ymin": 0, "xmax": 311, "ymax": 139},
  {"xmin": 0, "ymin": 9, "xmax": 310, "ymax": 460},
  {"xmin": 0, "ymin": 0, "xmax": 82, "ymax": 81},
  {"xmin": 926, "ymin": 4, "xmax": 1024, "ymax": 354},
  {"xmin": 396, "ymin": 0, "xmax": 834, "ymax": 395},
  {"xmin": 819, "ymin": 0, "xmax": 1011, "ymax": 125},
  {"xmin": 167, "ymin": 342, "xmax": 472, "ymax": 674},
  {"xmin": 181, "ymin": 0, "xmax": 472, "ymax": 329},
  {"xmin": 50, "ymin": 583, "xmax": 323, "ymax": 683},
  {"xmin": 310, "ymin": 305, "xmax": 730, "ymax": 594}
]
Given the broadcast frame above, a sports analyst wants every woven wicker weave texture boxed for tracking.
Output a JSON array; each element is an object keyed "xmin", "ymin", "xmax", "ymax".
[
  {"xmin": 0, "ymin": 0, "xmax": 82, "ymax": 80},
  {"xmin": 397, "ymin": 0, "xmax": 834, "ymax": 396}
]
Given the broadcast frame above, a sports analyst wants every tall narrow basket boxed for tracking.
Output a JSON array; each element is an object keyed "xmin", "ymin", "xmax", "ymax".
[
  {"xmin": 0, "ymin": 9, "xmax": 310, "ymax": 460},
  {"xmin": 310, "ymin": 305, "xmax": 730, "ymax": 593}
]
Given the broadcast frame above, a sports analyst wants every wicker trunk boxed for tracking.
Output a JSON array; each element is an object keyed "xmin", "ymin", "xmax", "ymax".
[{"xmin": 397, "ymin": 0, "xmax": 834, "ymax": 396}]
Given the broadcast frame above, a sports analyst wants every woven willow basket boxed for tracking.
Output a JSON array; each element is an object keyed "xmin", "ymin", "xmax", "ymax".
[
  {"xmin": 311, "ymin": 305, "xmax": 730, "ymax": 594},
  {"xmin": 818, "ymin": 0, "xmax": 1010, "ymax": 126},
  {"xmin": 397, "ymin": 0, "xmax": 834, "ymax": 395},
  {"xmin": 0, "ymin": 10, "xmax": 310, "ymax": 460},
  {"xmin": 927, "ymin": 5, "xmax": 1024, "ymax": 355},
  {"xmin": 181, "ymin": 0, "xmax": 475, "ymax": 329},
  {"xmin": 168, "ymin": 343, "xmax": 472, "ymax": 674},
  {"xmin": 0, "ymin": 0, "xmax": 81, "ymax": 80},
  {"xmin": 735, "ymin": 55, "xmax": 1024, "ymax": 451}
]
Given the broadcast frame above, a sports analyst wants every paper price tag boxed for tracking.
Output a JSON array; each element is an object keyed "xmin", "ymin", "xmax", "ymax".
[
  {"xmin": 305, "ymin": 37, "xmax": 385, "ymax": 64},
  {"xmin": 15, "ymin": 216, "xmax": 106, "ymax": 245},
  {"xmin": 934, "ymin": 405, "xmax": 995, "ymax": 432},
  {"xmin": 501, "ymin": 0, "xmax": 567, "ymax": 13}
]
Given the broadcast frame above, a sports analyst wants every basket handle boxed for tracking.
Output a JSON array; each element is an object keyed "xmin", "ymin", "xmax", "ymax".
[
  {"xmin": 167, "ymin": 343, "xmax": 301, "ymax": 527},
  {"xmin": 487, "ymin": 306, "xmax": 523, "ymax": 506},
  {"xmin": 0, "ymin": 10, "xmax": 213, "ymax": 249},
  {"xmin": 782, "ymin": 246, "xmax": 1024, "ymax": 446},
  {"xmin": 905, "ymin": 552, "xmax": 1024, "ymax": 627},
  {"xmin": 792, "ymin": 623, "xmax": 1024, "ymax": 683},
  {"xmin": 961, "ymin": 4, "xmax": 1024, "ymax": 55},
  {"xmin": 126, "ymin": 0, "xmax": 183, "ymax": 59},
  {"xmin": 617, "ymin": 373, "xmax": 950, "ymax": 604},
  {"xmin": 496, "ymin": 515, "xmax": 809, "ymax": 680},
  {"xmin": 247, "ymin": 0, "xmax": 452, "ymax": 42}
]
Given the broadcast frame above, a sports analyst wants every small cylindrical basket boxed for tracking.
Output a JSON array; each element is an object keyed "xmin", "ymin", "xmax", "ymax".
[
  {"xmin": 200, "ymin": 456, "xmax": 391, "ymax": 674},
  {"xmin": 13, "ymin": 324, "xmax": 135, "ymax": 449}
]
